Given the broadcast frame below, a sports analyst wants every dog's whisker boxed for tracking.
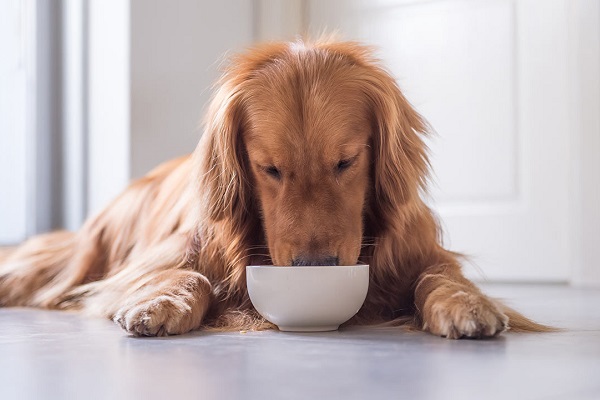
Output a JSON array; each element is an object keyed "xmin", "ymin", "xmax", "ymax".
[
  {"xmin": 361, "ymin": 242, "xmax": 378, "ymax": 248},
  {"xmin": 245, "ymin": 246, "xmax": 270, "ymax": 251},
  {"xmin": 229, "ymin": 253, "xmax": 272, "ymax": 267}
]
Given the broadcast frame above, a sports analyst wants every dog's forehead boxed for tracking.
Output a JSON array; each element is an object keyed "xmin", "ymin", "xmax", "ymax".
[
  {"xmin": 244, "ymin": 100, "xmax": 369, "ymax": 164},
  {"xmin": 243, "ymin": 62, "xmax": 370, "ymax": 162}
]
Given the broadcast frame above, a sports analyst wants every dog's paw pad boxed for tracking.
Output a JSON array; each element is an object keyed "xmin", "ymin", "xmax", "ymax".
[
  {"xmin": 424, "ymin": 290, "xmax": 508, "ymax": 339},
  {"xmin": 113, "ymin": 296, "xmax": 190, "ymax": 337}
]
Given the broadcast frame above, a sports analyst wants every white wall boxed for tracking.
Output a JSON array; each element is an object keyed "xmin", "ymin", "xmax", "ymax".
[
  {"xmin": 84, "ymin": 0, "xmax": 255, "ymax": 215},
  {"xmin": 130, "ymin": 0, "xmax": 254, "ymax": 178},
  {"xmin": 87, "ymin": 0, "xmax": 131, "ymax": 215},
  {"xmin": 254, "ymin": 0, "xmax": 305, "ymax": 41}
]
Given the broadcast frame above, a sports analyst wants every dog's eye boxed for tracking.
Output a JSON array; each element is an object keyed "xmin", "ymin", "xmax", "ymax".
[
  {"xmin": 264, "ymin": 166, "xmax": 282, "ymax": 180},
  {"xmin": 336, "ymin": 158, "xmax": 354, "ymax": 172}
]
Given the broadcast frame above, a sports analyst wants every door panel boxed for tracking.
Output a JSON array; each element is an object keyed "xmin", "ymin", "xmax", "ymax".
[{"xmin": 308, "ymin": 0, "xmax": 570, "ymax": 281}]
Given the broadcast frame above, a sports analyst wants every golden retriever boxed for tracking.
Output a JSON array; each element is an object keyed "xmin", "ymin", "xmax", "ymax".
[{"xmin": 0, "ymin": 39, "xmax": 549, "ymax": 338}]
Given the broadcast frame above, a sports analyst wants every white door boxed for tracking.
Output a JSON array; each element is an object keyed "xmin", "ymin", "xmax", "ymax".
[{"xmin": 307, "ymin": 0, "xmax": 571, "ymax": 282}]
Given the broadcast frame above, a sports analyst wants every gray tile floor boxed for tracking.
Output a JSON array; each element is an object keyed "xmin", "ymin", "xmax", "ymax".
[{"xmin": 1, "ymin": 284, "xmax": 599, "ymax": 400}]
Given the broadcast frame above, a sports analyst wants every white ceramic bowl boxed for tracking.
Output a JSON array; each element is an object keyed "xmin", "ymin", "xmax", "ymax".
[{"xmin": 246, "ymin": 265, "xmax": 369, "ymax": 332}]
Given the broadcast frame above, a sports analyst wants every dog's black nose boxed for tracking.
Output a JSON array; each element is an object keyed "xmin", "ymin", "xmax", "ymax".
[{"xmin": 291, "ymin": 256, "xmax": 339, "ymax": 266}]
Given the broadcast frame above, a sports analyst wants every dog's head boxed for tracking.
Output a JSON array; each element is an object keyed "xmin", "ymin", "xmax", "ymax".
[{"xmin": 198, "ymin": 40, "xmax": 429, "ymax": 267}]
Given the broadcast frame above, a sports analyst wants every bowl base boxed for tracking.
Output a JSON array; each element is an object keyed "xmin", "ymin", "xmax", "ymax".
[{"xmin": 277, "ymin": 325, "xmax": 339, "ymax": 332}]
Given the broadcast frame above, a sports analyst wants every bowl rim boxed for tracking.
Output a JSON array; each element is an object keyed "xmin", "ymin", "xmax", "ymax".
[{"xmin": 246, "ymin": 264, "xmax": 369, "ymax": 270}]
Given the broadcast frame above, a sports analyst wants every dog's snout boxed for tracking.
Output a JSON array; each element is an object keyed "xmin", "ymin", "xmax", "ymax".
[{"xmin": 291, "ymin": 256, "xmax": 339, "ymax": 266}]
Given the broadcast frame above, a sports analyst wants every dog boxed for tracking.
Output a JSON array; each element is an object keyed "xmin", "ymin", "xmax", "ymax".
[{"xmin": 0, "ymin": 39, "xmax": 549, "ymax": 338}]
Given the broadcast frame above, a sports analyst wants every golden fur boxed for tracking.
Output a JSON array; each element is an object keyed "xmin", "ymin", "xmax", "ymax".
[{"xmin": 0, "ymin": 39, "xmax": 551, "ymax": 338}]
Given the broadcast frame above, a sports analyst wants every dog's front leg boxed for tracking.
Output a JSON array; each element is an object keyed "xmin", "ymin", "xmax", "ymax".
[
  {"xmin": 113, "ymin": 270, "xmax": 212, "ymax": 337},
  {"xmin": 414, "ymin": 263, "xmax": 508, "ymax": 339}
]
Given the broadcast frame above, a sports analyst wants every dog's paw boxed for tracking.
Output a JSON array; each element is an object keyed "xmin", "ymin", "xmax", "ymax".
[
  {"xmin": 113, "ymin": 295, "xmax": 196, "ymax": 337},
  {"xmin": 423, "ymin": 289, "xmax": 508, "ymax": 339}
]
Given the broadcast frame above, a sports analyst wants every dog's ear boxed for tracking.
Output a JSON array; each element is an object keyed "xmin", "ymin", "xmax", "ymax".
[
  {"xmin": 196, "ymin": 79, "xmax": 250, "ymax": 223},
  {"xmin": 360, "ymin": 63, "xmax": 431, "ymax": 221},
  {"xmin": 195, "ymin": 43, "xmax": 289, "ymax": 223}
]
